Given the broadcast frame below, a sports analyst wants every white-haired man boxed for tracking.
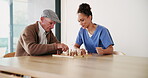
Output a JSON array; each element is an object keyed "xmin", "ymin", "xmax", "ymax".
[{"xmin": 15, "ymin": 9, "xmax": 68, "ymax": 56}]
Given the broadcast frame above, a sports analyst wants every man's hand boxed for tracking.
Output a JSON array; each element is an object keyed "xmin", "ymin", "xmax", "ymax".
[{"xmin": 56, "ymin": 43, "xmax": 69, "ymax": 52}]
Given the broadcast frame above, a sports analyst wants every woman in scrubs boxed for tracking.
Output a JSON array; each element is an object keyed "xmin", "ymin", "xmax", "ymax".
[{"xmin": 74, "ymin": 3, "xmax": 114, "ymax": 55}]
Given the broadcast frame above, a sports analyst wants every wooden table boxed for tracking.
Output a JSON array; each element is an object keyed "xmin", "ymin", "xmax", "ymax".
[{"xmin": 0, "ymin": 55, "xmax": 148, "ymax": 78}]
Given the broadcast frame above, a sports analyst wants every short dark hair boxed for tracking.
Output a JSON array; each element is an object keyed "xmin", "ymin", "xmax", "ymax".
[{"xmin": 77, "ymin": 3, "xmax": 92, "ymax": 17}]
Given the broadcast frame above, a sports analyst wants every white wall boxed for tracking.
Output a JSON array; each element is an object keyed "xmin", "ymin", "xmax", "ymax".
[
  {"xmin": 28, "ymin": 0, "xmax": 55, "ymax": 33},
  {"xmin": 61, "ymin": 0, "xmax": 148, "ymax": 57},
  {"xmin": 28, "ymin": 0, "xmax": 55, "ymax": 23}
]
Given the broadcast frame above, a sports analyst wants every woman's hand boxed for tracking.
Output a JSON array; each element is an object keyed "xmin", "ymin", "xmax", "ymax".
[
  {"xmin": 77, "ymin": 48, "xmax": 86, "ymax": 56},
  {"xmin": 96, "ymin": 47, "xmax": 104, "ymax": 55},
  {"xmin": 96, "ymin": 45, "xmax": 114, "ymax": 55}
]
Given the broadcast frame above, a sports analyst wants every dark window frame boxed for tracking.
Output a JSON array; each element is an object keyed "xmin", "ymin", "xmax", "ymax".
[{"xmin": 55, "ymin": 0, "xmax": 61, "ymax": 41}]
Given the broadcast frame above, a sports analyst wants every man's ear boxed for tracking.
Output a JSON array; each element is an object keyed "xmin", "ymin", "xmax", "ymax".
[{"xmin": 40, "ymin": 17, "xmax": 44, "ymax": 22}]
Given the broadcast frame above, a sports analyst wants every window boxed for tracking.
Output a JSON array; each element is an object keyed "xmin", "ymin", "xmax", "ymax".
[
  {"xmin": 0, "ymin": 0, "xmax": 55, "ymax": 57},
  {"xmin": 0, "ymin": 0, "xmax": 9, "ymax": 57},
  {"xmin": 13, "ymin": 0, "xmax": 29, "ymax": 52},
  {"xmin": 0, "ymin": 0, "xmax": 28, "ymax": 57}
]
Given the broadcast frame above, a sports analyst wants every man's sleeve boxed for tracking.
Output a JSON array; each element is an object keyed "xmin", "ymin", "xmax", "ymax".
[
  {"xmin": 49, "ymin": 31, "xmax": 60, "ymax": 43},
  {"xmin": 20, "ymin": 27, "xmax": 58, "ymax": 56}
]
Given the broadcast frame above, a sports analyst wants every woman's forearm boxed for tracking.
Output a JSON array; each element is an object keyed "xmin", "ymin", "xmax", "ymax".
[{"xmin": 102, "ymin": 45, "xmax": 114, "ymax": 54}]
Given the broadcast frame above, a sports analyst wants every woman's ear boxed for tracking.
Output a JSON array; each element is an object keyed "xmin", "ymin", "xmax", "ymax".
[{"xmin": 88, "ymin": 15, "xmax": 92, "ymax": 20}]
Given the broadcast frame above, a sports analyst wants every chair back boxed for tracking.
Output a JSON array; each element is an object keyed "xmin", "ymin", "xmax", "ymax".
[
  {"xmin": 113, "ymin": 51, "xmax": 125, "ymax": 55},
  {"xmin": 3, "ymin": 52, "xmax": 15, "ymax": 58}
]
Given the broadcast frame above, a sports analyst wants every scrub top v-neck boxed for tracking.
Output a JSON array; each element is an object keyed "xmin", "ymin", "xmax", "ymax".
[{"xmin": 76, "ymin": 24, "xmax": 114, "ymax": 53}]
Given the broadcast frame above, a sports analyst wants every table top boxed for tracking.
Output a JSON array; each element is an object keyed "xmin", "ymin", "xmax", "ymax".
[{"xmin": 0, "ymin": 55, "xmax": 148, "ymax": 78}]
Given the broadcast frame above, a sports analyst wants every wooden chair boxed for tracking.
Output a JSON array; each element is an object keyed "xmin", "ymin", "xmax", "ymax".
[
  {"xmin": 113, "ymin": 51, "xmax": 125, "ymax": 55},
  {"xmin": 3, "ymin": 52, "xmax": 15, "ymax": 58}
]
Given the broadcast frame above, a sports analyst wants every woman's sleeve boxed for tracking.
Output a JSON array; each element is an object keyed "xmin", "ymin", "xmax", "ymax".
[
  {"xmin": 100, "ymin": 28, "xmax": 114, "ymax": 49},
  {"xmin": 76, "ymin": 29, "xmax": 83, "ymax": 46}
]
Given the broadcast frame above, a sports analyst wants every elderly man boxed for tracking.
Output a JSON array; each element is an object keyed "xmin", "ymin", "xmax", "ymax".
[{"xmin": 15, "ymin": 9, "xmax": 68, "ymax": 56}]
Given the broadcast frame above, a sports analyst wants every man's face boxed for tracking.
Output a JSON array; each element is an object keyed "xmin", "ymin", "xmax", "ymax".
[{"xmin": 41, "ymin": 17, "xmax": 56, "ymax": 32}]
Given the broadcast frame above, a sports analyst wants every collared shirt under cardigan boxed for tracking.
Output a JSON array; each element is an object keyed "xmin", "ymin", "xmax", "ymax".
[
  {"xmin": 15, "ymin": 21, "xmax": 60, "ymax": 56},
  {"xmin": 38, "ymin": 22, "xmax": 48, "ymax": 44}
]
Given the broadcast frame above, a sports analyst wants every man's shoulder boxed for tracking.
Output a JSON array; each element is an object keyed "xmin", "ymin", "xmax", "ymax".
[
  {"xmin": 27, "ymin": 22, "xmax": 38, "ymax": 28},
  {"xmin": 24, "ymin": 21, "xmax": 39, "ymax": 31}
]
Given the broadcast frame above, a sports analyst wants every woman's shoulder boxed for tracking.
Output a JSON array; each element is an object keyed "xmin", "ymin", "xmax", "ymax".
[
  {"xmin": 78, "ymin": 27, "xmax": 86, "ymax": 34},
  {"xmin": 97, "ymin": 24, "xmax": 108, "ymax": 30},
  {"xmin": 79, "ymin": 27, "xmax": 85, "ymax": 31}
]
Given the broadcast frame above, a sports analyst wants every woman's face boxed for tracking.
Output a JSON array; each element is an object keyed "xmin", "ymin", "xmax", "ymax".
[{"xmin": 78, "ymin": 13, "xmax": 92, "ymax": 29}]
